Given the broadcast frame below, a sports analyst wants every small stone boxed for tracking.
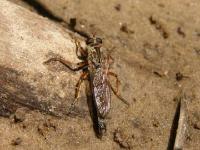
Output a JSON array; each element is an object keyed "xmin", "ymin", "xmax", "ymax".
[
  {"xmin": 115, "ymin": 4, "xmax": 121, "ymax": 11},
  {"xmin": 11, "ymin": 137, "xmax": 22, "ymax": 146},
  {"xmin": 177, "ymin": 27, "xmax": 186, "ymax": 37},
  {"xmin": 120, "ymin": 23, "xmax": 134, "ymax": 34},
  {"xmin": 176, "ymin": 72, "xmax": 184, "ymax": 81},
  {"xmin": 113, "ymin": 128, "xmax": 130, "ymax": 149},
  {"xmin": 193, "ymin": 122, "xmax": 200, "ymax": 130},
  {"xmin": 13, "ymin": 108, "xmax": 26, "ymax": 123}
]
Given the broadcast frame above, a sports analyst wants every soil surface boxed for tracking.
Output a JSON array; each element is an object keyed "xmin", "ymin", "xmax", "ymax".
[{"xmin": 2, "ymin": 0, "xmax": 200, "ymax": 149}]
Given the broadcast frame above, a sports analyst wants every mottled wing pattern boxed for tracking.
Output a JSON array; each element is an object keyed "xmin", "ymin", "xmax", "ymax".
[{"xmin": 92, "ymin": 68, "xmax": 111, "ymax": 118}]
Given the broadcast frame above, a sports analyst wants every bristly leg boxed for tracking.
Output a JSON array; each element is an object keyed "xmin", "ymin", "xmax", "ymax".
[
  {"xmin": 108, "ymin": 80, "xmax": 129, "ymax": 106},
  {"xmin": 68, "ymin": 72, "xmax": 89, "ymax": 112},
  {"xmin": 108, "ymin": 72, "xmax": 120, "ymax": 95},
  {"xmin": 73, "ymin": 37, "xmax": 88, "ymax": 60},
  {"xmin": 44, "ymin": 57, "xmax": 88, "ymax": 71},
  {"xmin": 74, "ymin": 72, "xmax": 89, "ymax": 105}
]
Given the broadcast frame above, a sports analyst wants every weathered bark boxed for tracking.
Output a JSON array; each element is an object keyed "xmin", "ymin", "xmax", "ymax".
[{"xmin": 0, "ymin": 0, "xmax": 84, "ymax": 117}]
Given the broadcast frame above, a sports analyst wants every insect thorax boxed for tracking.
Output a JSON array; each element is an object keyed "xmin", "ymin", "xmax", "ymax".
[{"xmin": 87, "ymin": 46, "xmax": 101, "ymax": 69}]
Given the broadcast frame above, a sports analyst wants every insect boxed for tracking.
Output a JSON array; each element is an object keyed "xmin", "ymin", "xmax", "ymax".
[{"xmin": 44, "ymin": 35, "xmax": 129, "ymax": 138}]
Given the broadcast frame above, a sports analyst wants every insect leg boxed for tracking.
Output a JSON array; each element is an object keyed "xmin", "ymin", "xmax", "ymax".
[
  {"xmin": 69, "ymin": 72, "xmax": 89, "ymax": 110},
  {"xmin": 108, "ymin": 72, "xmax": 120, "ymax": 94},
  {"xmin": 108, "ymin": 80, "xmax": 130, "ymax": 106},
  {"xmin": 44, "ymin": 57, "xmax": 88, "ymax": 71},
  {"xmin": 74, "ymin": 38, "xmax": 88, "ymax": 59}
]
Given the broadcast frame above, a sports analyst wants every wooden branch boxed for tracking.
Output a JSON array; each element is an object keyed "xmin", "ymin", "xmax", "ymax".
[{"xmin": 0, "ymin": 0, "xmax": 85, "ymax": 117}]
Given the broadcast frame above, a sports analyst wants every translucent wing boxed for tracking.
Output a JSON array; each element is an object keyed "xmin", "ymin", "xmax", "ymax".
[{"xmin": 92, "ymin": 68, "xmax": 111, "ymax": 118}]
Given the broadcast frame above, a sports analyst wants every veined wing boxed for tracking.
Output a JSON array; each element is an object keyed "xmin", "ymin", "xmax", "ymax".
[{"xmin": 92, "ymin": 68, "xmax": 111, "ymax": 118}]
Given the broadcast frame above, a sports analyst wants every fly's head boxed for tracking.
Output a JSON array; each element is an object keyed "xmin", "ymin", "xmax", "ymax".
[
  {"xmin": 86, "ymin": 37, "xmax": 103, "ymax": 48},
  {"xmin": 86, "ymin": 37, "xmax": 103, "ymax": 68}
]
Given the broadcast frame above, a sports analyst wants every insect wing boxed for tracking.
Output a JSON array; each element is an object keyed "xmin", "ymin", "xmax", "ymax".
[{"xmin": 92, "ymin": 68, "xmax": 111, "ymax": 118}]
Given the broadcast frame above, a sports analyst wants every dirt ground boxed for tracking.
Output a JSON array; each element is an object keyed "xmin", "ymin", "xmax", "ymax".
[{"xmin": 2, "ymin": 0, "xmax": 200, "ymax": 149}]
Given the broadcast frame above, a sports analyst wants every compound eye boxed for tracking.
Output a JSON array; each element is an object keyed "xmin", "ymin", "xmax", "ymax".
[
  {"xmin": 86, "ymin": 38, "xmax": 94, "ymax": 45},
  {"xmin": 96, "ymin": 38, "xmax": 102, "ymax": 44}
]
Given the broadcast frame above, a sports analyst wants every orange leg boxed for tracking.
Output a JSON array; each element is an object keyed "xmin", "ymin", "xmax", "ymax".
[
  {"xmin": 106, "ymin": 46, "xmax": 116, "ymax": 64},
  {"xmin": 108, "ymin": 72, "xmax": 120, "ymax": 95},
  {"xmin": 44, "ymin": 57, "xmax": 88, "ymax": 71},
  {"xmin": 74, "ymin": 38, "xmax": 88, "ymax": 59},
  {"xmin": 69, "ymin": 72, "xmax": 89, "ymax": 110},
  {"xmin": 108, "ymin": 72, "xmax": 129, "ymax": 106}
]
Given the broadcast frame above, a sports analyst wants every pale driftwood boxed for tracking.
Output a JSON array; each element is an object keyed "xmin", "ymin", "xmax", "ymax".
[
  {"xmin": 174, "ymin": 96, "xmax": 188, "ymax": 150},
  {"xmin": 0, "ymin": 0, "xmax": 86, "ymax": 117}
]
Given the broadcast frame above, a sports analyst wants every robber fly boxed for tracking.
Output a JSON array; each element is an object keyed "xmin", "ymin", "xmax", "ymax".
[{"xmin": 44, "ymin": 35, "xmax": 129, "ymax": 138}]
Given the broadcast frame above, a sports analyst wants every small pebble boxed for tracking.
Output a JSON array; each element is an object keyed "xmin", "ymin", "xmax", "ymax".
[
  {"xmin": 176, "ymin": 72, "xmax": 184, "ymax": 81},
  {"xmin": 113, "ymin": 128, "xmax": 130, "ymax": 149},
  {"xmin": 193, "ymin": 122, "xmax": 200, "ymax": 130},
  {"xmin": 115, "ymin": 4, "xmax": 121, "ymax": 11},
  {"xmin": 11, "ymin": 137, "xmax": 22, "ymax": 146}
]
